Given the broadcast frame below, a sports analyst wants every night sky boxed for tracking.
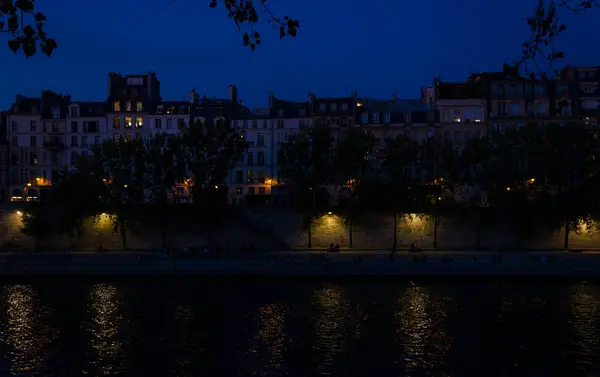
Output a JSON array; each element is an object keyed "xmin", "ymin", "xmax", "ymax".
[{"xmin": 2, "ymin": 0, "xmax": 600, "ymax": 109}]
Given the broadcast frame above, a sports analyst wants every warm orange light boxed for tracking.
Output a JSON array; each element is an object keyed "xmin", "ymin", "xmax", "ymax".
[
  {"xmin": 123, "ymin": 184, "xmax": 128, "ymax": 188},
  {"xmin": 506, "ymin": 187, "xmax": 511, "ymax": 191},
  {"xmin": 356, "ymin": 103, "xmax": 363, "ymax": 107},
  {"xmin": 214, "ymin": 185, "xmax": 219, "ymax": 189},
  {"xmin": 266, "ymin": 179, "xmax": 272, "ymax": 184},
  {"xmin": 26, "ymin": 183, "xmax": 31, "ymax": 187}
]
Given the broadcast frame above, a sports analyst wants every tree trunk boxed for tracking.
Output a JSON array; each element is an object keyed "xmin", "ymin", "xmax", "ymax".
[
  {"xmin": 433, "ymin": 214, "xmax": 438, "ymax": 249},
  {"xmin": 563, "ymin": 213, "xmax": 569, "ymax": 249},
  {"xmin": 307, "ymin": 215, "xmax": 312, "ymax": 249},
  {"xmin": 348, "ymin": 219, "xmax": 353, "ymax": 248},
  {"xmin": 120, "ymin": 218, "xmax": 127, "ymax": 250},
  {"xmin": 392, "ymin": 214, "xmax": 397, "ymax": 249}
]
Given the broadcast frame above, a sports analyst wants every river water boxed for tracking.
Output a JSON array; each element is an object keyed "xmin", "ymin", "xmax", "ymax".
[{"xmin": 0, "ymin": 278, "xmax": 598, "ymax": 377}]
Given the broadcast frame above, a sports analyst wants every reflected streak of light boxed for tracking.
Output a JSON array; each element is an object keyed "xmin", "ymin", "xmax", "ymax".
[
  {"xmin": 4, "ymin": 285, "xmax": 56, "ymax": 376},
  {"xmin": 250, "ymin": 303, "xmax": 288, "ymax": 374},
  {"xmin": 84, "ymin": 283, "xmax": 126, "ymax": 376},
  {"xmin": 568, "ymin": 283, "xmax": 600, "ymax": 359},
  {"xmin": 173, "ymin": 304, "xmax": 196, "ymax": 377},
  {"xmin": 395, "ymin": 283, "xmax": 450, "ymax": 373},
  {"xmin": 312, "ymin": 284, "xmax": 364, "ymax": 375}
]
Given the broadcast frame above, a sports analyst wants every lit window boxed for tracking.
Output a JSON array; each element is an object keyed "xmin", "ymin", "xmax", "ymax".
[
  {"xmin": 113, "ymin": 116, "xmax": 121, "ymax": 129},
  {"xmin": 125, "ymin": 116, "xmax": 132, "ymax": 128},
  {"xmin": 124, "ymin": 133, "xmax": 132, "ymax": 143},
  {"xmin": 113, "ymin": 101, "xmax": 120, "ymax": 112},
  {"xmin": 125, "ymin": 101, "xmax": 132, "ymax": 112},
  {"xmin": 135, "ymin": 117, "xmax": 143, "ymax": 128},
  {"xmin": 136, "ymin": 102, "xmax": 143, "ymax": 112}
]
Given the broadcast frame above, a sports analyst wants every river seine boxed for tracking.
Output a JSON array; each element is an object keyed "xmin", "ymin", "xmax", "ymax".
[{"xmin": 0, "ymin": 279, "xmax": 598, "ymax": 377}]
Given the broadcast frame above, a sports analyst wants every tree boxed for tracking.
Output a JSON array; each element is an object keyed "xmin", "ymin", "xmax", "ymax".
[
  {"xmin": 180, "ymin": 119, "xmax": 246, "ymax": 246},
  {"xmin": 1, "ymin": 0, "xmax": 299, "ymax": 57}
]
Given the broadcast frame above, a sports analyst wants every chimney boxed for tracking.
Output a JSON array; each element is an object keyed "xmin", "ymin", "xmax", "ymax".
[
  {"xmin": 268, "ymin": 91, "xmax": 275, "ymax": 108},
  {"xmin": 189, "ymin": 89, "xmax": 198, "ymax": 104},
  {"xmin": 228, "ymin": 85, "xmax": 238, "ymax": 105}
]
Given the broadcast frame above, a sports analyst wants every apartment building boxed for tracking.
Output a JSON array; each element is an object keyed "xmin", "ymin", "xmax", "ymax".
[
  {"xmin": 149, "ymin": 101, "xmax": 190, "ymax": 136},
  {"xmin": 563, "ymin": 66, "xmax": 600, "ymax": 127},
  {"xmin": 431, "ymin": 78, "xmax": 487, "ymax": 144},
  {"xmin": 0, "ymin": 112, "xmax": 8, "ymax": 202},
  {"xmin": 106, "ymin": 72, "xmax": 161, "ymax": 143},
  {"xmin": 66, "ymin": 102, "xmax": 108, "ymax": 166},
  {"xmin": 228, "ymin": 93, "xmax": 312, "ymax": 204}
]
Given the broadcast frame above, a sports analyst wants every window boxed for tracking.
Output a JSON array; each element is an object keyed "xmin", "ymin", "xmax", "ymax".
[
  {"xmin": 361, "ymin": 113, "xmax": 368, "ymax": 124},
  {"xmin": 52, "ymin": 122, "xmax": 59, "ymax": 132},
  {"xmin": 454, "ymin": 109, "xmax": 461, "ymax": 122},
  {"xmin": 113, "ymin": 101, "xmax": 120, "ymax": 112},
  {"xmin": 262, "ymin": 120, "xmax": 268, "ymax": 129},
  {"xmin": 125, "ymin": 116, "xmax": 132, "ymax": 128},
  {"xmin": 278, "ymin": 109, "xmax": 284, "ymax": 117},
  {"xmin": 507, "ymin": 85, "xmax": 516, "ymax": 97},
  {"xmin": 248, "ymin": 187, "xmax": 255, "ymax": 195},
  {"xmin": 125, "ymin": 101, "xmax": 132, "ymax": 112},
  {"xmin": 154, "ymin": 119, "xmax": 162, "ymax": 129},
  {"xmin": 113, "ymin": 133, "xmax": 120, "ymax": 142},
  {"xmin": 247, "ymin": 170, "xmax": 254, "ymax": 183},
  {"xmin": 81, "ymin": 136, "xmax": 88, "ymax": 147},
  {"xmin": 236, "ymin": 187, "xmax": 243, "ymax": 196},
  {"xmin": 258, "ymin": 152, "xmax": 265, "ymax": 165},
  {"xmin": 258, "ymin": 171, "xmax": 265, "ymax": 184},
  {"xmin": 177, "ymin": 119, "xmax": 185, "ymax": 129},
  {"xmin": 259, "ymin": 187, "xmax": 266, "ymax": 195},
  {"xmin": 299, "ymin": 109, "xmax": 306, "ymax": 116},
  {"xmin": 493, "ymin": 84, "xmax": 504, "ymax": 96},
  {"xmin": 510, "ymin": 103, "xmax": 520, "ymax": 115},
  {"xmin": 136, "ymin": 102, "xmax": 143, "ymax": 112},
  {"xmin": 30, "ymin": 121, "xmax": 36, "ymax": 132},
  {"xmin": 70, "ymin": 121, "xmax": 78, "ymax": 133},
  {"xmin": 124, "ymin": 133, "xmax": 132, "ymax": 143},
  {"xmin": 135, "ymin": 117, "xmax": 143, "ymax": 128},
  {"xmin": 235, "ymin": 170, "xmax": 243, "ymax": 184},
  {"xmin": 331, "ymin": 103, "xmax": 337, "ymax": 111},
  {"xmin": 113, "ymin": 117, "xmax": 121, "ymax": 129},
  {"xmin": 11, "ymin": 121, "xmax": 17, "ymax": 132},
  {"xmin": 51, "ymin": 107, "xmax": 60, "ymax": 119},
  {"xmin": 341, "ymin": 103, "xmax": 348, "ymax": 112},
  {"xmin": 136, "ymin": 133, "xmax": 142, "ymax": 141},
  {"xmin": 454, "ymin": 131, "xmax": 461, "ymax": 143},
  {"xmin": 252, "ymin": 120, "xmax": 258, "ymax": 129},
  {"xmin": 319, "ymin": 103, "xmax": 326, "ymax": 112},
  {"xmin": 340, "ymin": 118, "xmax": 348, "ymax": 126},
  {"xmin": 71, "ymin": 136, "xmax": 77, "ymax": 147},
  {"xmin": 257, "ymin": 133, "xmax": 265, "ymax": 146},
  {"xmin": 536, "ymin": 103, "xmax": 546, "ymax": 115},
  {"xmin": 70, "ymin": 106, "xmax": 79, "ymax": 117},
  {"xmin": 247, "ymin": 152, "xmax": 254, "ymax": 165},
  {"xmin": 556, "ymin": 83, "xmax": 567, "ymax": 96},
  {"xmin": 384, "ymin": 112, "xmax": 391, "ymax": 123},
  {"xmin": 30, "ymin": 136, "xmax": 36, "ymax": 147},
  {"xmin": 277, "ymin": 120, "xmax": 284, "ymax": 128},
  {"xmin": 372, "ymin": 113, "xmax": 379, "ymax": 123},
  {"xmin": 167, "ymin": 119, "xmax": 173, "ymax": 129}
]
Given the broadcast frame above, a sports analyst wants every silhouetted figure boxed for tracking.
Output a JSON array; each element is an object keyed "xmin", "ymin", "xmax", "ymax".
[
  {"xmin": 97, "ymin": 242, "xmax": 104, "ymax": 253},
  {"xmin": 329, "ymin": 242, "xmax": 334, "ymax": 253},
  {"xmin": 334, "ymin": 244, "xmax": 340, "ymax": 253}
]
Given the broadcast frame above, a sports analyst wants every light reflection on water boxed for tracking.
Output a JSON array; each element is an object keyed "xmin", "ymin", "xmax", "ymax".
[
  {"xmin": 2, "ymin": 285, "xmax": 56, "ymax": 376},
  {"xmin": 395, "ymin": 282, "xmax": 450, "ymax": 375},
  {"xmin": 568, "ymin": 282, "xmax": 600, "ymax": 377},
  {"xmin": 312, "ymin": 283, "xmax": 365, "ymax": 376},
  {"xmin": 249, "ymin": 303, "xmax": 289, "ymax": 376},
  {"xmin": 83, "ymin": 283, "xmax": 127, "ymax": 376},
  {"xmin": 172, "ymin": 303, "xmax": 196, "ymax": 377}
]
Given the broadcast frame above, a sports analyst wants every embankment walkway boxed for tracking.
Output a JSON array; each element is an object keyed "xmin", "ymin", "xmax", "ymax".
[{"xmin": 0, "ymin": 250, "xmax": 599, "ymax": 278}]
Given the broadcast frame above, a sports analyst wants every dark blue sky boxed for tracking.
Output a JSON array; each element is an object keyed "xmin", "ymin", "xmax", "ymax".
[{"xmin": 2, "ymin": 0, "xmax": 600, "ymax": 109}]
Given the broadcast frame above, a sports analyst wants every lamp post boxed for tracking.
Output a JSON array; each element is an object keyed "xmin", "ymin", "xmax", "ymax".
[{"xmin": 307, "ymin": 186, "xmax": 315, "ymax": 249}]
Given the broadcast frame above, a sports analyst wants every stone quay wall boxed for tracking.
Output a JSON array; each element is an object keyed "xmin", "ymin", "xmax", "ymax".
[{"xmin": 0, "ymin": 207, "xmax": 598, "ymax": 251}]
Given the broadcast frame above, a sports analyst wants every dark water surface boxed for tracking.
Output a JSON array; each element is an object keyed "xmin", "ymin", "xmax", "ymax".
[{"xmin": 0, "ymin": 279, "xmax": 599, "ymax": 377}]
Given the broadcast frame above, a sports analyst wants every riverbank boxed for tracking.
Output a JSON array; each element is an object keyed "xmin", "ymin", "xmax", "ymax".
[{"xmin": 0, "ymin": 250, "xmax": 599, "ymax": 278}]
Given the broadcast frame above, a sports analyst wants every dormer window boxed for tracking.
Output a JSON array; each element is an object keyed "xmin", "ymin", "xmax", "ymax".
[
  {"xmin": 372, "ymin": 113, "xmax": 380, "ymax": 123},
  {"xmin": 125, "ymin": 101, "xmax": 132, "ymax": 112},
  {"xmin": 299, "ymin": 108, "xmax": 306, "ymax": 117},
  {"xmin": 331, "ymin": 103, "xmax": 337, "ymax": 111},
  {"xmin": 113, "ymin": 101, "xmax": 120, "ymax": 112},
  {"xmin": 384, "ymin": 112, "xmax": 391, "ymax": 123},
  {"xmin": 319, "ymin": 103, "xmax": 326, "ymax": 112},
  {"xmin": 278, "ymin": 109, "xmax": 284, "ymax": 117},
  {"xmin": 70, "ymin": 105, "xmax": 79, "ymax": 117},
  {"xmin": 51, "ymin": 107, "xmax": 60, "ymax": 119},
  {"xmin": 136, "ymin": 102, "xmax": 144, "ymax": 112}
]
